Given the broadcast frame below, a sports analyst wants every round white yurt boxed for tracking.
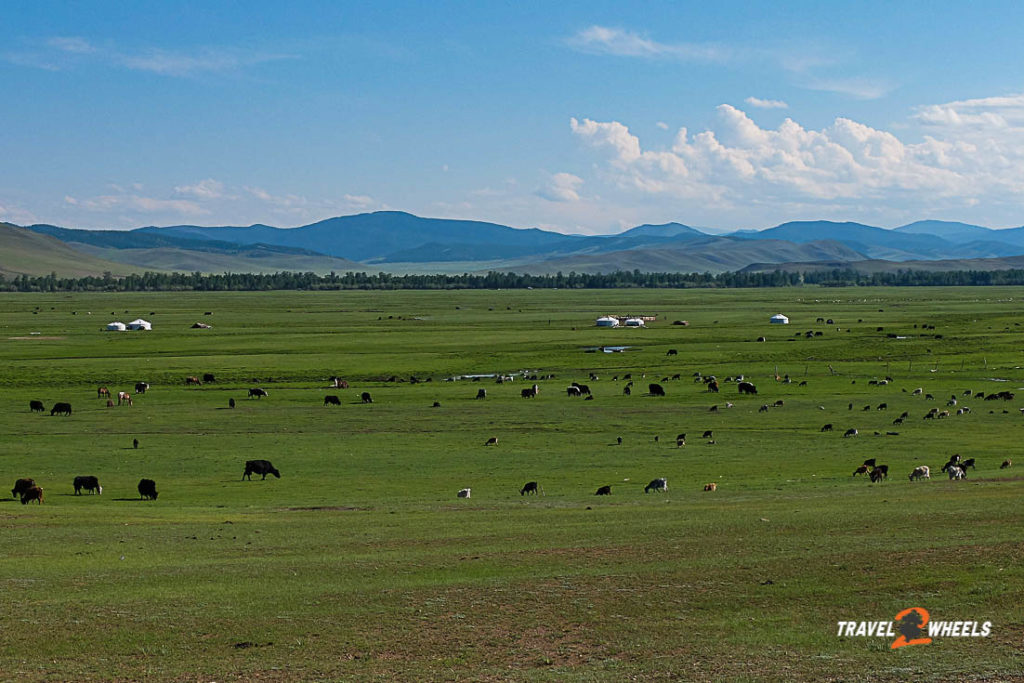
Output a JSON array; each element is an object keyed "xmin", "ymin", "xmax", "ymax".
[
  {"xmin": 596, "ymin": 316, "xmax": 620, "ymax": 327},
  {"xmin": 106, "ymin": 321, "xmax": 127, "ymax": 331},
  {"xmin": 769, "ymin": 313, "xmax": 790, "ymax": 325},
  {"xmin": 624, "ymin": 318, "xmax": 645, "ymax": 327},
  {"xmin": 128, "ymin": 318, "xmax": 152, "ymax": 331}
]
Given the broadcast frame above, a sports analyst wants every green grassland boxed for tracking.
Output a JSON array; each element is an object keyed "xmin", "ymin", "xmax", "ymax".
[{"xmin": 1, "ymin": 287, "xmax": 1022, "ymax": 681}]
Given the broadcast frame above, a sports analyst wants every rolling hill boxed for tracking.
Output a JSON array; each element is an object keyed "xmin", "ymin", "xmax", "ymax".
[
  {"xmin": 19, "ymin": 211, "xmax": 1024, "ymax": 276},
  {"xmin": 0, "ymin": 223, "xmax": 142, "ymax": 278}
]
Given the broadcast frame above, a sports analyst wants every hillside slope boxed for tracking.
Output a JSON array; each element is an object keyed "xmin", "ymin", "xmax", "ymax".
[{"xmin": 0, "ymin": 223, "xmax": 141, "ymax": 278}]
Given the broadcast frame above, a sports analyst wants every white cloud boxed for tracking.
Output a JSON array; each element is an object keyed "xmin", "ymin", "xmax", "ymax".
[
  {"xmin": 342, "ymin": 194, "xmax": 376, "ymax": 210},
  {"xmin": 0, "ymin": 201, "xmax": 38, "ymax": 225},
  {"xmin": 174, "ymin": 178, "xmax": 225, "ymax": 200},
  {"xmin": 802, "ymin": 76, "xmax": 893, "ymax": 100},
  {"xmin": 47, "ymin": 37, "xmax": 96, "ymax": 54},
  {"xmin": 117, "ymin": 48, "xmax": 289, "ymax": 77},
  {"xmin": 66, "ymin": 192, "xmax": 209, "ymax": 216},
  {"xmin": 5, "ymin": 37, "xmax": 290, "ymax": 77},
  {"xmin": 566, "ymin": 26, "xmax": 732, "ymax": 63},
  {"xmin": 570, "ymin": 98, "xmax": 1024, "ymax": 219},
  {"xmin": 745, "ymin": 96, "xmax": 788, "ymax": 109},
  {"xmin": 656, "ymin": 121, "xmax": 670, "ymax": 130},
  {"xmin": 537, "ymin": 173, "xmax": 584, "ymax": 202}
]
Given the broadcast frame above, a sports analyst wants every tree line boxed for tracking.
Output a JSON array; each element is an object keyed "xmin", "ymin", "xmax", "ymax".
[{"xmin": 4, "ymin": 268, "xmax": 1024, "ymax": 292}]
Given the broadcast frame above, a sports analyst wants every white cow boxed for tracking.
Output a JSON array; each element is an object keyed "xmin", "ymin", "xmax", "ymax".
[
  {"xmin": 909, "ymin": 466, "xmax": 930, "ymax": 481},
  {"xmin": 948, "ymin": 466, "xmax": 965, "ymax": 481}
]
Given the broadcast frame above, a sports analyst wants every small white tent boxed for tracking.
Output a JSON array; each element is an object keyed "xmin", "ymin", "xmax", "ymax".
[
  {"xmin": 128, "ymin": 318, "xmax": 152, "ymax": 331},
  {"xmin": 596, "ymin": 316, "xmax": 620, "ymax": 327},
  {"xmin": 770, "ymin": 313, "xmax": 790, "ymax": 325},
  {"xmin": 624, "ymin": 318, "xmax": 645, "ymax": 327},
  {"xmin": 106, "ymin": 321, "xmax": 126, "ymax": 332}
]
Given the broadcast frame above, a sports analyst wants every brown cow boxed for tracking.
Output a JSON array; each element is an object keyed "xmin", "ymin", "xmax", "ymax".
[
  {"xmin": 703, "ymin": 483, "xmax": 717, "ymax": 492},
  {"xmin": 186, "ymin": 376, "xmax": 202, "ymax": 385},
  {"xmin": 97, "ymin": 386, "xmax": 110, "ymax": 399},
  {"xmin": 20, "ymin": 485, "xmax": 43, "ymax": 505}
]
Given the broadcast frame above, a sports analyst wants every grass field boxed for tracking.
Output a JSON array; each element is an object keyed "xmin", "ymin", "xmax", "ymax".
[{"xmin": 1, "ymin": 287, "xmax": 1022, "ymax": 681}]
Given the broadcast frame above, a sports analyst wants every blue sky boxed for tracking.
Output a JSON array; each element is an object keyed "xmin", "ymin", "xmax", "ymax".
[{"xmin": 3, "ymin": 1, "xmax": 1024, "ymax": 234}]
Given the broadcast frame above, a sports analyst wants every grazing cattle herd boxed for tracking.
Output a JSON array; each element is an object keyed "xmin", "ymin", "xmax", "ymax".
[{"xmin": 13, "ymin": 362, "xmax": 1014, "ymax": 510}]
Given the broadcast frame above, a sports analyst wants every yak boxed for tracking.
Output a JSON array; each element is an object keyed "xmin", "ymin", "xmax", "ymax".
[
  {"xmin": 138, "ymin": 478, "xmax": 158, "ymax": 500},
  {"xmin": 50, "ymin": 402, "xmax": 72, "ymax": 416},
  {"xmin": 73, "ymin": 475, "xmax": 102, "ymax": 495},
  {"xmin": 243, "ymin": 460, "xmax": 281, "ymax": 481}
]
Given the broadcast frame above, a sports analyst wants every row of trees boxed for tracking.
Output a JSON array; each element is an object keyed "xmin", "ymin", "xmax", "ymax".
[{"xmin": 4, "ymin": 268, "xmax": 1024, "ymax": 292}]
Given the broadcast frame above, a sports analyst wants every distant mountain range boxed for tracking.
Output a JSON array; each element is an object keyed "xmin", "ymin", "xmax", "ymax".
[{"xmin": 8, "ymin": 212, "xmax": 1024, "ymax": 277}]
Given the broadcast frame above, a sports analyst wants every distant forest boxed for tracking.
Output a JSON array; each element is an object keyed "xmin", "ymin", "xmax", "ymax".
[{"xmin": 4, "ymin": 268, "xmax": 1024, "ymax": 292}]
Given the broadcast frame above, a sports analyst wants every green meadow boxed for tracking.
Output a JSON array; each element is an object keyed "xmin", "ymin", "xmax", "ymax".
[{"xmin": 0, "ymin": 287, "xmax": 1022, "ymax": 681}]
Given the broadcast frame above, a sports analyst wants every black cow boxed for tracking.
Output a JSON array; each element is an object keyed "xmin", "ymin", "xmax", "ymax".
[
  {"xmin": 476, "ymin": 389, "xmax": 487, "ymax": 399},
  {"xmin": 567, "ymin": 386, "xmax": 581, "ymax": 397},
  {"xmin": 11, "ymin": 478, "xmax": 35, "ymax": 499},
  {"xmin": 520, "ymin": 481, "xmax": 540, "ymax": 495},
  {"xmin": 20, "ymin": 485, "xmax": 43, "ymax": 505},
  {"xmin": 821, "ymin": 423, "xmax": 833, "ymax": 432},
  {"xmin": 243, "ymin": 460, "xmax": 281, "ymax": 480},
  {"xmin": 863, "ymin": 458, "xmax": 876, "ymax": 468},
  {"xmin": 73, "ymin": 475, "xmax": 101, "ymax": 495},
  {"xmin": 595, "ymin": 485, "xmax": 612, "ymax": 496},
  {"xmin": 248, "ymin": 388, "xmax": 268, "ymax": 399},
  {"xmin": 29, "ymin": 400, "xmax": 44, "ymax": 413},
  {"xmin": 737, "ymin": 382, "xmax": 757, "ymax": 395},
  {"xmin": 202, "ymin": 373, "xmax": 216, "ymax": 383},
  {"xmin": 870, "ymin": 469, "xmax": 885, "ymax": 483},
  {"xmin": 644, "ymin": 478, "xmax": 668, "ymax": 493},
  {"xmin": 138, "ymin": 478, "xmax": 158, "ymax": 500},
  {"xmin": 573, "ymin": 383, "xmax": 592, "ymax": 396},
  {"xmin": 961, "ymin": 458, "xmax": 976, "ymax": 470},
  {"xmin": 50, "ymin": 402, "xmax": 72, "ymax": 416},
  {"xmin": 702, "ymin": 430, "xmax": 713, "ymax": 439},
  {"xmin": 941, "ymin": 455, "xmax": 962, "ymax": 473},
  {"xmin": 324, "ymin": 395, "xmax": 341, "ymax": 406},
  {"xmin": 872, "ymin": 464, "xmax": 889, "ymax": 478},
  {"xmin": 521, "ymin": 387, "xmax": 537, "ymax": 398},
  {"xmin": 623, "ymin": 386, "xmax": 631, "ymax": 395},
  {"xmin": 666, "ymin": 349, "xmax": 678, "ymax": 356},
  {"xmin": 229, "ymin": 398, "xmax": 235, "ymax": 409},
  {"xmin": 648, "ymin": 383, "xmax": 666, "ymax": 397},
  {"xmin": 361, "ymin": 392, "xmax": 373, "ymax": 403},
  {"xmin": 135, "ymin": 382, "xmax": 149, "ymax": 394}
]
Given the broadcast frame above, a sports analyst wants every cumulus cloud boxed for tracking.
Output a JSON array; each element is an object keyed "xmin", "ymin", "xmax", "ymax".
[
  {"xmin": 342, "ymin": 194, "xmax": 376, "ymax": 209},
  {"xmin": 537, "ymin": 173, "xmax": 584, "ymax": 202},
  {"xmin": 174, "ymin": 178, "xmax": 225, "ymax": 200},
  {"xmin": 566, "ymin": 26, "xmax": 732, "ymax": 63},
  {"xmin": 745, "ymin": 96, "xmax": 788, "ymax": 109},
  {"xmin": 570, "ymin": 98, "xmax": 1024, "ymax": 216}
]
